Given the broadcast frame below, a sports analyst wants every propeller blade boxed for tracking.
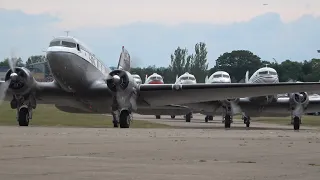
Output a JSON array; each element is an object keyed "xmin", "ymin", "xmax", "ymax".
[
  {"xmin": 8, "ymin": 49, "xmax": 18, "ymax": 73},
  {"xmin": 0, "ymin": 80, "xmax": 11, "ymax": 105}
]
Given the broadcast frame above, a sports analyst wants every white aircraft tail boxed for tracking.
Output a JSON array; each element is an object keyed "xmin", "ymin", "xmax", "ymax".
[
  {"xmin": 205, "ymin": 75, "xmax": 209, "ymax": 83},
  {"xmin": 117, "ymin": 46, "xmax": 131, "ymax": 71},
  {"xmin": 176, "ymin": 74, "xmax": 178, "ymax": 81},
  {"xmin": 145, "ymin": 74, "xmax": 148, "ymax": 83},
  {"xmin": 245, "ymin": 71, "xmax": 249, "ymax": 83}
]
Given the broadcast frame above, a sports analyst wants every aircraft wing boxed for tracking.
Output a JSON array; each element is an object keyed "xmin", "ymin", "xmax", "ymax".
[
  {"xmin": 0, "ymin": 80, "xmax": 73, "ymax": 104},
  {"xmin": 138, "ymin": 82, "xmax": 320, "ymax": 106}
]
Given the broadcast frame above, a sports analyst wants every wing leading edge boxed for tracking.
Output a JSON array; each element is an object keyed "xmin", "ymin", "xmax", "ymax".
[{"xmin": 139, "ymin": 82, "xmax": 320, "ymax": 106}]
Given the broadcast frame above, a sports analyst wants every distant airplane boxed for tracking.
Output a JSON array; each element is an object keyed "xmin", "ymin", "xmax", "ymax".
[
  {"xmin": 1, "ymin": 35, "xmax": 320, "ymax": 129},
  {"xmin": 144, "ymin": 73, "xmax": 164, "ymax": 84}
]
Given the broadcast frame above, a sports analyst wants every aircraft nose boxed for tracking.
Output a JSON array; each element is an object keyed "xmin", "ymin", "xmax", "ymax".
[
  {"xmin": 262, "ymin": 77, "xmax": 278, "ymax": 83},
  {"xmin": 182, "ymin": 80, "xmax": 196, "ymax": 84}
]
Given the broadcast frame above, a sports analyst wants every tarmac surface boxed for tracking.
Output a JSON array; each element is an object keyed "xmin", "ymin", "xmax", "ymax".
[{"xmin": 0, "ymin": 114, "xmax": 320, "ymax": 180}]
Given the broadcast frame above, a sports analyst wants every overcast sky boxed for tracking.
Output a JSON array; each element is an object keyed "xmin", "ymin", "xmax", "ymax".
[{"xmin": 1, "ymin": 0, "xmax": 320, "ymax": 67}]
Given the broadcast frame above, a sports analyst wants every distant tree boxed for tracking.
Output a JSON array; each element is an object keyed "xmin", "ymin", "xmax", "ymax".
[
  {"xmin": 0, "ymin": 57, "xmax": 25, "ymax": 67},
  {"xmin": 169, "ymin": 47, "xmax": 193, "ymax": 78},
  {"xmin": 215, "ymin": 50, "xmax": 262, "ymax": 82},
  {"xmin": 190, "ymin": 42, "xmax": 208, "ymax": 83}
]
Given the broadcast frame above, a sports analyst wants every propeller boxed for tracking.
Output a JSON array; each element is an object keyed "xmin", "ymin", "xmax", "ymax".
[{"xmin": 0, "ymin": 49, "xmax": 19, "ymax": 105}]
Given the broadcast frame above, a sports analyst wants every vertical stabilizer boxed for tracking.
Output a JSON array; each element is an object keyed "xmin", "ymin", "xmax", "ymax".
[
  {"xmin": 176, "ymin": 75, "xmax": 178, "ymax": 81},
  {"xmin": 117, "ymin": 46, "xmax": 131, "ymax": 71},
  {"xmin": 245, "ymin": 71, "xmax": 249, "ymax": 83},
  {"xmin": 145, "ymin": 74, "xmax": 148, "ymax": 84},
  {"xmin": 205, "ymin": 75, "xmax": 209, "ymax": 83}
]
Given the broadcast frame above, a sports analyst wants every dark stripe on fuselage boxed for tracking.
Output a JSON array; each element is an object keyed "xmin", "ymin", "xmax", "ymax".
[{"xmin": 46, "ymin": 51, "xmax": 105, "ymax": 94}]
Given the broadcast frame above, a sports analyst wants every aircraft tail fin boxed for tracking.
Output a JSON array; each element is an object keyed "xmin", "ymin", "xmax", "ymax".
[
  {"xmin": 176, "ymin": 74, "xmax": 178, "ymax": 81},
  {"xmin": 145, "ymin": 74, "xmax": 148, "ymax": 83},
  {"xmin": 205, "ymin": 75, "xmax": 209, "ymax": 83},
  {"xmin": 117, "ymin": 46, "xmax": 131, "ymax": 71},
  {"xmin": 245, "ymin": 71, "xmax": 249, "ymax": 83}
]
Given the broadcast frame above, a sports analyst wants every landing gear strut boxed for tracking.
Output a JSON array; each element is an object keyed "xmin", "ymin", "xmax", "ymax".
[{"xmin": 224, "ymin": 115, "xmax": 231, "ymax": 128}]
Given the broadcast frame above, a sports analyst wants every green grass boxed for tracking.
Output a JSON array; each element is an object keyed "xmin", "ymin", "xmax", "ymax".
[
  {"xmin": 0, "ymin": 102, "xmax": 171, "ymax": 128},
  {"xmin": 254, "ymin": 116, "xmax": 320, "ymax": 127}
]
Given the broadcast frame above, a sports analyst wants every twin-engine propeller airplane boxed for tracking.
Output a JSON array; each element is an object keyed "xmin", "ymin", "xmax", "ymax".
[{"xmin": 2, "ymin": 36, "xmax": 320, "ymax": 128}]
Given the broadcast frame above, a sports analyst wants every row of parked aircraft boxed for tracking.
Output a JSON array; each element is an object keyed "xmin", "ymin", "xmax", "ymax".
[
  {"xmin": 132, "ymin": 62, "xmax": 320, "ymax": 130},
  {"xmin": 1, "ymin": 35, "xmax": 320, "ymax": 131}
]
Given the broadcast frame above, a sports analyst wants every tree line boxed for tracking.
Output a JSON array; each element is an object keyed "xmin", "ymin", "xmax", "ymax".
[{"xmin": 1, "ymin": 43, "xmax": 320, "ymax": 83}]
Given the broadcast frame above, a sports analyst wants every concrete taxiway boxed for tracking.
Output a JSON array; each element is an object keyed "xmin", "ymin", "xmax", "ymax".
[{"xmin": 0, "ymin": 115, "xmax": 320, "ymax": 180}]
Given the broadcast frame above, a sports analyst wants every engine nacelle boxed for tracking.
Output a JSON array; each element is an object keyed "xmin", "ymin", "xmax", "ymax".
[
  {"xmin": 4, "ymin": 67, "xmax": 36, "ymax": 96},
  {"xmin": 290, "ymin": 92, "xmax": 309, "ymax": 106},
  {"xmin": 106, "ymin": 69, "xmax": 137, "ymax": 92}
]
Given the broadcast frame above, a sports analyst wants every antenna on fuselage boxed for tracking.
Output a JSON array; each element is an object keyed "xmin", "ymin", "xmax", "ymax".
[{"xmin": 64, "ymin": 31, "xmax": 70, "ymax": 36}]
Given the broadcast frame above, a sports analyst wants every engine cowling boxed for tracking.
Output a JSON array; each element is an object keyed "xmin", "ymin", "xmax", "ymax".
[
  {"xmin": 290, "ymin": 92, "xmax": 309, "ymax": 106},
  {"xmin": 106, "ymin": 69, "xmax": 136, "ymax": 92},
  {"xmin": 4, "ymin": 67, "xmax": 36, "ymax": 96},
  {"xmin": 106, "ymin": 69, "xmax": 138, "ymax": 111}
]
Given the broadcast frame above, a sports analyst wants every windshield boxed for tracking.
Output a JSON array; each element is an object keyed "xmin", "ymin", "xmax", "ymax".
[
  {"xmin": 213, "ymin": 74, "xmax": 222, "ymax": 78},
  {"xmin": 61, "ymin": 41, "xmax": 77, "ymax": 48},
  {"xmin": 49, "ymin": 41, "xmax": 60, "ymax": 47},
  {"xmin": 269, "ymin": 71, "xmax": 277, "ymax": 75},
  {"xmin": 259, "ymin": 71, "xmax": 268, "ymax": 75},
  {"xmin": 189, "ymin": 76, "xmax": 196, "ymax": 80},
  {"xmin": 180, "ymin": 77, "xmax": 188, "ymax": 80},
  {"xmin": 223, "ymin": 74, "xmax": 229, "ymax": 78}
]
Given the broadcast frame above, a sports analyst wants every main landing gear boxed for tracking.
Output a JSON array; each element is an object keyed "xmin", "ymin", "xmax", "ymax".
[
  {"xmin": 222, "ymin": 106, "xmax": 233, "ymax": 128},
  {"xmin": 185, "ymin": 112, "xmax": 192, "ymax": 122},
  {"xmin": 291, "ymin": 115, "xmax": 301, "ymax": 130},
  {"xmin": 11, "ymin": 96, "xmax": 34, "ymax": 127},
  {"xmin": 204, "ymin": 115, "xmax": 213, "ymax": 123},
  {"xmin": 243, "ymin": 115, "xmax": 251, "ymax": 128},
  {"xmin": 112, "ymin": 110, "xmax": 132, "ymax": 128},
  {"xmin": 155, "ymin": 115, "xmax": 161, "ymax": 119}
]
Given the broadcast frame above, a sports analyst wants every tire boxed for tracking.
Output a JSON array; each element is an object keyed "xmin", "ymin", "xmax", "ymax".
[
  {"xmin": 155, "ymin": 115, "xmax": 161, "ymax": 119},
  {"xmin": 205, "ymin": 116, "xmax": 209, "ymax": 123},
  {"xmin": 18, "ymin": 108, "xmax": 29, "ymax": 126},
  {"xmin": 293, "ymin": 116, "xmax": 300, "ymax": 130},
  {"xmin": 119, "ymin": 111, "xmax": 130, "ymax": 128},
  {"xmin": 171, "ymin": 115, "xmax": 175, "ymax": 119},
  {"xmin": 224, "ymin": 115, "xmax": 231, "ymax": 128},
  {"xmin": 186, "ymin": 113, "xmax": 192, "ymax": 122}
]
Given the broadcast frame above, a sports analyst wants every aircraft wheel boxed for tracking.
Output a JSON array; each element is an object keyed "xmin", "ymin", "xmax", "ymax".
[
  {"xmin": 224, "ymin": 115, "xmax": 231, "ymax": 128},
  {"xmin": 293, "ymin": 116, "xmax": 300, "ymax": 130},
  {"xmin": 155, "ymin": 115, "xmax": 161, "ymax": 119},
  {"xmin": 119, "ymin": 110, "xmax": 131, "ymax": 128},
  {"xmin": 18, "ymin": 108, "xmax": 29, "ymax": 126},
  {"xmin": 205, "ymin": 116, "xmax": 209, "ymax": 123},
  {"xmin": 244, "ymin": 116, "xmax": 250, "ymax": 128},
  {"xmin": 208, "ymin": 116, "xmax": 213, "ymax": 120},
  {"xmin": 186, "ymin": 113, "xmax": 192, "ymax": 122},
  {"xmin": 171, "ymin": 115, "xmax": 175, "ymax": 119}
]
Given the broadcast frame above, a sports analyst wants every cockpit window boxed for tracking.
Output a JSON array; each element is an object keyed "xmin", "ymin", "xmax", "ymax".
[
  {"xmin": 213, "ymin": 74, "xmax": 222, "ymax": 78},
  {"xmin": 189, "ymin": 76, "xmax": 196, "ymax": 80},
  {"xmin": 269, "ymin": 71, "xmax": 277, "ymax": 75},
  {"xmin": 150, "ymin": 76, "xmax": 162, "ymax": 81},
  {"xmin": 223, "ymin": 75, "xmax": 229, "ymax": 78},
  {"xmin": 61, "ymin": 41, "xmax": 76, "ymax": 48},
  {"xmin": 49, "ymin": 41, "xmax": 60, "ymax": 47},
  {"xmin": 259, "ymin": 71, "xmax": 268, "ymax": 75},
  {"xmin": 180, "ymin": 77, "xmax": 188, "ymax": 80}
]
